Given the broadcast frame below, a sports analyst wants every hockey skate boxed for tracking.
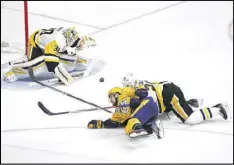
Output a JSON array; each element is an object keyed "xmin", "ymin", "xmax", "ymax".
[
  {"xmin": 129, "ymin": 124, "xmax": 149, "ymax": 138},
  {"xmin": 151, "ymin": 119, "xmax": 164, "ymax": 139},
  {"xmin": 214, "ymin": 103, "xmax": 232, "ymax": 120}
]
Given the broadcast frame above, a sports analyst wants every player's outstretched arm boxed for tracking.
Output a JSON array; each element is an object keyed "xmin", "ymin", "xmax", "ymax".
[{"xmin": 87, "ymin": 118, "xmax": 122, "ymax": 129}]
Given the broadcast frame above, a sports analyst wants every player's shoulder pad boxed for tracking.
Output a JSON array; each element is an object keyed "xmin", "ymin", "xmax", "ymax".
[
  {"xmin": 121, "ymin": 87, "xmax": 135, "ymax": 99},
  {"xmin": 118, "ymin": 95, "xmax": 131, "ymax": 106}
]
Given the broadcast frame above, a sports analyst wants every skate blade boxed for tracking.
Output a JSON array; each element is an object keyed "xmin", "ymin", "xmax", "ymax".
[
  {"xmin": 155, "ymin": 120, "xmax": 165, "ymax": 139},
  {"xmin": 129, "ymin": 130, "xmax": 148, "ymax": 138}
]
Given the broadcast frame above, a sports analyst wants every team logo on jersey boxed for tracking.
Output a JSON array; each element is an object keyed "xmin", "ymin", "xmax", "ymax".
[{"xmin": 120, "ymin": 100, "xmax": 128, "ymax": 114}]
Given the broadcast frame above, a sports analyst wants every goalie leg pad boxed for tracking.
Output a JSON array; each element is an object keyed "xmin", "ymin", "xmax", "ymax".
[
  {"xmin": 54, "ymin": 63, "xmax": 74, "ymax": 85},
  {"xmin": 3, "ymin": 69, "xmax": 18, "ymax": 83}
]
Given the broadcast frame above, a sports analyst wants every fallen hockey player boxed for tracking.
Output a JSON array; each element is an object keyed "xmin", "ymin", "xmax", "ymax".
[
  {"xmin": 2, "ymin": 27, "xmax": 96, "ymax": 85},
  {"xmin": 121, "ymin": 73, "xmax": 231, "ymax": 124},
  {"xmin": 87, "ymin": 86, "xmax": 164, "ymax": 139}
]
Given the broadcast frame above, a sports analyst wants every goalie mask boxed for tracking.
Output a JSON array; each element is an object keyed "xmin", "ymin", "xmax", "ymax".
[
  {"xmin": 108, "ymin": 87, "xmax": 122, "ymax": 106},
  {"xmin": 122, "ymin": 73, "xmax": 138, "ymax": 88},
  {"xmin": 63, "ymin": 27, "xmax": 78, "ymax": 47}
]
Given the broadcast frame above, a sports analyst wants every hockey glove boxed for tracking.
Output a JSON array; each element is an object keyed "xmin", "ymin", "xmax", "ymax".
[
  {"xmin": 77, "ymin": 36, "xmax": 96, "ymax": 50},
  {"xmin": 135, "ymin": 87, "xmax": 148, "ymax": 99},
  {"xmin": 66, "ymin": 46, "xmax": 77, "ymax": 56},
  {"xmin": 130, "ymin": 97, "xmax": 141, "ymax": 111},
  {"xmin": 87, "ymin": 120, "xmax": 104, "ymax": 129}
]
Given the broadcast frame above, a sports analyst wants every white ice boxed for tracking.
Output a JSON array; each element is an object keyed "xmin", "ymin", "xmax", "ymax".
[{"xmin": 1, "ymin": 1, "xmax": 233, "ymax": 163}]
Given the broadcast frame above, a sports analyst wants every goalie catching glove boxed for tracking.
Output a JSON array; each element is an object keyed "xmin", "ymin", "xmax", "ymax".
[{"xmin": 77, "ymin": 36, "xmax": 96, "ymax": 51}]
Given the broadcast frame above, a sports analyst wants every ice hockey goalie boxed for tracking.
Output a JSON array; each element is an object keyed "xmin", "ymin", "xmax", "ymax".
[{"xmin": 2, "ymin": 26, "xmax": 96, "ymax": 85}]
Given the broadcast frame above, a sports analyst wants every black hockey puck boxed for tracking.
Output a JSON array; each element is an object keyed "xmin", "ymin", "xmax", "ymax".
[{"xmin": 99, "ymin": 77, "xmax": 104, "ymax": 82}]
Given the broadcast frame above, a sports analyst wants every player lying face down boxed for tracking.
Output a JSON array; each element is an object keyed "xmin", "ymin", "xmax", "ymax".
[
  {"xmin": 87, "ymin": 86, "xmax": 164, "ymax": 138},
  {"xmin": 121, "ymin": 73, "xmax": 231, "ymax": 125}
]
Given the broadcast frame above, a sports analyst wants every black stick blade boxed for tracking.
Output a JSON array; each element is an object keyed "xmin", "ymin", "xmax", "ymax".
[
  {"xmin": 38, "ymin": 101, "xmax": 55, "ymax": 116},
  {"xmin": 38, "ymin": 101, "xmax": 69, "ymax": 116}
]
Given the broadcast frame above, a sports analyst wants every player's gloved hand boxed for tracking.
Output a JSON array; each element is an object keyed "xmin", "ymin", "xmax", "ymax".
[
  {"xmin": 87, "ymin": 120, "xmax": 104, "ymax": 129},
  {"xmin": 130, "ymin": 97, "xmax": 141, "ymax": 111},
  {"xmin": 77, "ymin": 36, "xmax": 96, "ymax": 50}
]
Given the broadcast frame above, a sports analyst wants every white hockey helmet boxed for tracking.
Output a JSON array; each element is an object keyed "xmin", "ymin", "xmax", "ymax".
[
  {"xmin": 122, "ymin": 73, "xmax": 138, "ymax": 87},
  {"xmin": 63, "ymin": 26, "xmax": 78, "ymax": 47}
]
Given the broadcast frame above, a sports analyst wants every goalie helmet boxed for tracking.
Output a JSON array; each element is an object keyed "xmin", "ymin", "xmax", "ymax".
[
  {"xmin": 108, "ymin": 87, "xmax": 122, "ymax": 106},
  {"xmin": 63, "ymin": 27, "xmax": 78, "ymax": 47},
  {"xmin": 122, "ymin": 73, "xmax": 138, "ymax": 88}
]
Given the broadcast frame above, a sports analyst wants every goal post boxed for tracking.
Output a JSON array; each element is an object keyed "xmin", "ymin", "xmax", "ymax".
[{"xmin": 24, "ymin": 1, "xmax": 28, "ymax": 56}]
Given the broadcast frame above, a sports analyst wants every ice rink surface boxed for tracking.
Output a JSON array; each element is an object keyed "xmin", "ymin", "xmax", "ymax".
[{"xmin": 1, "ymin": 1, "xmax": 233, "ymax": 163}]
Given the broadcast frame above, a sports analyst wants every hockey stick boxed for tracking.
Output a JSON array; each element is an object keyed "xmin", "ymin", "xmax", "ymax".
[
  {"xmin": 29, "ymin": 70, "xmax": 89, "ymax": 86},
  {"xmin": 38, "ymin": 101, "xmax": 130, "ymax": 116},
  {"xmin": 38, "ymin": 101, "xmax": 121, "ymax": 116},
  {"xmin": 28, "ymin": 66, "xmax": 113, "ymax": 114},
  {"xmin": 28, "ymin": 58, "xmax": 97, "ymax": 86}
]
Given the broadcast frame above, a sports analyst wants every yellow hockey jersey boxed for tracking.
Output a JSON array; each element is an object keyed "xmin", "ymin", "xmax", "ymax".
[{"xmin": 111, "ymin": 87, "xmax": 135, "ymax": 124}]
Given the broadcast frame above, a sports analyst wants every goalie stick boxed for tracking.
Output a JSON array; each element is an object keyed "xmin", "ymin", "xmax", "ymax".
[
  {"xmin": 28, "ymin": 57, "xmax": 98, "ymax": 86},
  {"xmin": 29, "ymin": 70, "xmax": 89, "ymax": 86}
]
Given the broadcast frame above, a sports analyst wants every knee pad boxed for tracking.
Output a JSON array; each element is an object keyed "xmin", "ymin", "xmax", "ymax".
[{"xmin": 185, "ymin": 110, "xmax": 204, "ymax": 125}]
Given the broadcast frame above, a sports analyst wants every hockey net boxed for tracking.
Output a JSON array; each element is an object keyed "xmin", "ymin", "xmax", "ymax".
[{"xmin": 1, "ymin": 1, "xmax": 28, "ymax": 56}]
